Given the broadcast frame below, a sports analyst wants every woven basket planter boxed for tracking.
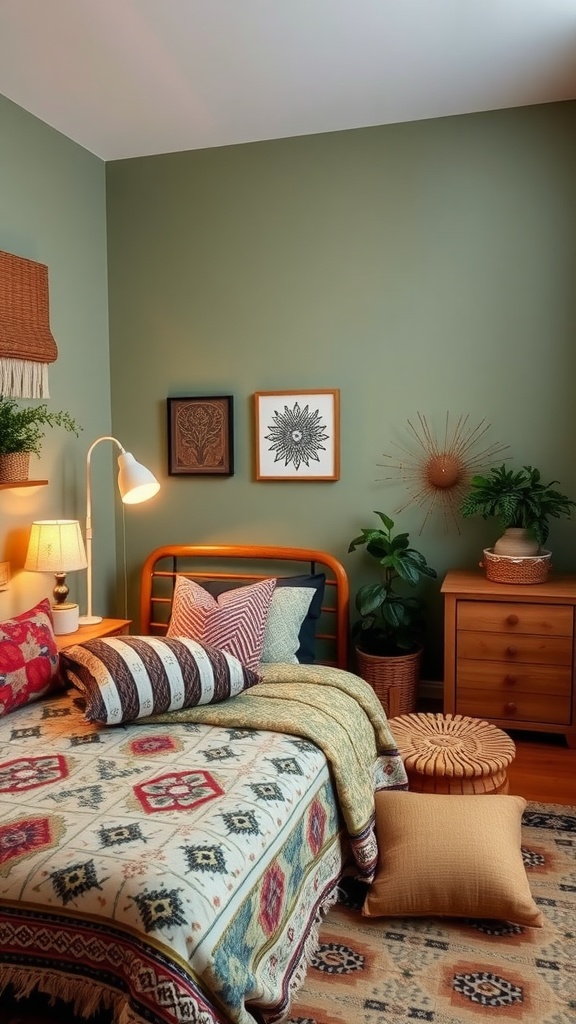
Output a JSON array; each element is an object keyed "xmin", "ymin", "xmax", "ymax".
[
  {"xmin": 482, "ymin": 547, "xmax": 551, "ymax": 585},
  {"xmin": 0, "ymin": 451, "xmax": 30, "ymax": 482},
  {"xmin": 355, "ymin": 645, "xmax": 422, "ymax": 718}
]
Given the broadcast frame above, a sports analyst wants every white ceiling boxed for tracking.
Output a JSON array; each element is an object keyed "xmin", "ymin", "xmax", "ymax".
[{"xmin": 0, "ymin": 0, "xmax": 575, "ymax": 162}]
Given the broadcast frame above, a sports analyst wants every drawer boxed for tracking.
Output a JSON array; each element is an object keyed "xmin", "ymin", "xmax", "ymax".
[
  {"xmin": 456, "ymin": 688, "xmax": 572, "ymax": 725},
  {"xmin": 457, "ymin": 601, "xmax": 573, "ymax": 637},
  {"xmin": 457, "ymin": 630, "xmax": 573, "ymax": 666},
  {"xmin": 456, "ymin": 660, "xmax": 572, "ymax": 697}
]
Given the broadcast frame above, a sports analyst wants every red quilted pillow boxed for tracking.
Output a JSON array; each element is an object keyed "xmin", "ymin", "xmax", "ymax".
[
  {"xmin": 167, "ymin": 576, "xmax": 276, "ymax": 671},
  {"xmin": 0, "ymin": 599, "xmax": 59, "ymax": 717}
]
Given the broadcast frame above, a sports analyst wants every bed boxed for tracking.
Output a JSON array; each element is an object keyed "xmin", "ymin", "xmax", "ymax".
[{"xmin": 0, "ymin": 544, "xmax": 407, "ymax": 1024}]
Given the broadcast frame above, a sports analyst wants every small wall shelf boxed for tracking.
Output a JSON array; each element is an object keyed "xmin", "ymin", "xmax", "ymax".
[{"xmin": 0, "ymin": 480, "xmax": 48, "ymax": 489}]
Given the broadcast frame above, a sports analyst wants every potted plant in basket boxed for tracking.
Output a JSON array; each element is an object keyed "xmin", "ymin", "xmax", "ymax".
[
  {"xmin": 348, "ymin": 511, "xmax": 437, "ymax": 717},
  {"xmin": 0, "ymin": 396, "xmax": 81, "ymax": 482},
  {"xmin": 459, "ymin": 464, "xmax": 576, "ymax": 582}
]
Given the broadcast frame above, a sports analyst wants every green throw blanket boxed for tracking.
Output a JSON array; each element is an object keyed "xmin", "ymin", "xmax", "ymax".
[{"xmin": 142, "ymin": 662, "xmax": 408, "ymax": 880}]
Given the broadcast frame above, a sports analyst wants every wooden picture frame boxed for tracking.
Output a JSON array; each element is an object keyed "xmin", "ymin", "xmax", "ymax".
[
  {"xmin": 167, "ymin": 396, "xmax": 234, "ymax": 476},
  {"xmin": 254, "ymin": 389, "xmax": 340, "ymax": 481}
]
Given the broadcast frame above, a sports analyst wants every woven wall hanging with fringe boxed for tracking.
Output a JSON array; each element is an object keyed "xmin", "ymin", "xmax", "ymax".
[{"xmin": 0, "ymin": 249, "xmax": 58, "ymax": 398}]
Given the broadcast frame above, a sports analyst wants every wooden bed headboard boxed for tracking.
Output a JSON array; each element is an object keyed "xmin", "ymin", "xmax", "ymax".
[{"xmin": 140, "ymin": 544, "xmax": 349, "ymax": 670}]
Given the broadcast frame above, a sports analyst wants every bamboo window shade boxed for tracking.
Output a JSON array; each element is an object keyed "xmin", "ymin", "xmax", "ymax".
[{"xmin": 0, "ymin": 250, "xmax": 58, "ymax": 398}]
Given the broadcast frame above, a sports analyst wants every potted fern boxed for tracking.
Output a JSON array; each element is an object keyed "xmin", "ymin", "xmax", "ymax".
[
  {"xmin": 459, "ymin": 464, "xmax": 576, "ymax": 582},
  {"xmin": 348, "ymin": 511, "xmax": 437, "ymax": 716},
  {"xmin": 0, "ymin": 396, "xmax": 81, "ymax": 482}
]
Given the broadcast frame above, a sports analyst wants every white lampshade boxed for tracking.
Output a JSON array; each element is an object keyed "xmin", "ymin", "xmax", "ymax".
[
  {"xmin": 25, "ymin": 520, "xmax": 87, "ymax": 633},
  {"xmin": 117, "ymin": 451, "xmax": 161, "ymax": 504},
  {"xmin": 25, "ymin": 520, "xmax": 87, "ymax": 573}
]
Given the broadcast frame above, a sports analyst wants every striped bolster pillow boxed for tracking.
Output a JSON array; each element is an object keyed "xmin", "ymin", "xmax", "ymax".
[{"xmin": 60, "ymin": 635, "xmax": 261, "ymax": 725}]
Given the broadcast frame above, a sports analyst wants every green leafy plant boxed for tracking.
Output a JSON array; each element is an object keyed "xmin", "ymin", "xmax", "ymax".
[
  {"xmin": 459, "ymin": 464, "xmax": 576, "ymax": 546},
  {"xmin": 348, "ymin": 511, "xmax": 437, "ymax": 656},
  {"xmin": 0, "ymin": 396, "xmax": 81, "ymax": 456}
]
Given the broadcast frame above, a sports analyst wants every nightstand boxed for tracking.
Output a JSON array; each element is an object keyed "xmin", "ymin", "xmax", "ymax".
[
  {"xmin": 442, "ymin": 569, "xmax": 576, "ymax": 748},
  {"xmin": 55, "ymin": 618, "xmax": 131, "ymax": 652}
]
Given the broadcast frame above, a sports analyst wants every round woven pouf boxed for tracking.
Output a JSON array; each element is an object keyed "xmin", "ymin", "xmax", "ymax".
[{"xmin": 391, "ymin": 713, "xmax": 516, "ymax": 795}]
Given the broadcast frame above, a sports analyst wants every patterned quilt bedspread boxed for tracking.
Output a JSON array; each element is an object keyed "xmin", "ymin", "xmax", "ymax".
[{"xmin": 0, "ymin": 663, "xmax": 407, "ymax": 1024}]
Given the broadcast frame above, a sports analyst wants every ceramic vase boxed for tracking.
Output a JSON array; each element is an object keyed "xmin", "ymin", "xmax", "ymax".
[{"xmin": 493, "ymin": 527, "xmax": 539, "ymax": 557}]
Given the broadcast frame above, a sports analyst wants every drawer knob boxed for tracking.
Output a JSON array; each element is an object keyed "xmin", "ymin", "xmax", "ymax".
[
  {"xmin": 504, "ymin": 701, "xmax": 517, "ymax": 714},
  {"xmin": 506, "ymin": 614, "xmax": 519, "ymax": 626},
  {"xmin": 504, "ymin": 674, "xmax": 517, "ymax": 685},
  {"xmin": 506, "ymin": 645, "xmax": 518, "ymax": 657}
]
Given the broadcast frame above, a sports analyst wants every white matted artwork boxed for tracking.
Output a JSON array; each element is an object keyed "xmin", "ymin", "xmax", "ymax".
[{"xmin": 254, "ymin": 389, "xmax": 340, "ymax": 481}]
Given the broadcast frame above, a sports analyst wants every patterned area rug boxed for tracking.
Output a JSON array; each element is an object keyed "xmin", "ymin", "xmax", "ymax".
[
  {"xmin": 287, "ymin": 802, "xmax": 576, "ymax": 1024},
  {"xmin": 4, "ymin": 803, "xmax": 576, "ymax": 1024}
]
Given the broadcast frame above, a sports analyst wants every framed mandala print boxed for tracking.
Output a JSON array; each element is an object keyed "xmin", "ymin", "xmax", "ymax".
[
  {"xmin": 167, "ymin": 395, "xmax": 234, "ymax": 476},
  {"xmin": 254, "ymin": 389, "xmax": 340, "ymax": 481}
]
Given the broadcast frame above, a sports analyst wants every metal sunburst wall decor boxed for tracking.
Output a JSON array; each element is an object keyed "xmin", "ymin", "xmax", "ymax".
[{"xmin": 378, "ymin": 412, "xmax": 509, "ymax": 533}]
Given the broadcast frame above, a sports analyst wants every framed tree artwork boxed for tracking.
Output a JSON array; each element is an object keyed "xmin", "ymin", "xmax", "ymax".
[
  {"xmin": 167, "ymin": 396, "xmax": 234, "ymax": 476},
  {"xmin": 254, "ymin": 389, "xmax": 340, "ymax": 481}
]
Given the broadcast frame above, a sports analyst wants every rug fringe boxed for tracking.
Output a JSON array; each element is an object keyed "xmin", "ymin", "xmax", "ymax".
[{"xmin": 0, "ymin": 965, "xmax": 144, "ymax": 1023}]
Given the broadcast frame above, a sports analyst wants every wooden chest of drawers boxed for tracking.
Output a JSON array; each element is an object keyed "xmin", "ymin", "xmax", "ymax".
[{"xmin": 442, "ymin": 570, "xmax": 576, "ymax": 748}]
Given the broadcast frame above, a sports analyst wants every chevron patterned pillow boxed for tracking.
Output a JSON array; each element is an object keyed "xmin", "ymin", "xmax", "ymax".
[
  {"xmin": 191, "ymin": 573, "xmax": 326, "ymax": 664},
  {"xmin": 167, "ymin": 575, "xmax": 277, "ymax": 671}
]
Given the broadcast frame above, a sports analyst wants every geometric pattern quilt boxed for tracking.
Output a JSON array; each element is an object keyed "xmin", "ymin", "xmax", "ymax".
[{"xmin": 0, "ymin": 664, "xmax": 406, "ymax": 1024}]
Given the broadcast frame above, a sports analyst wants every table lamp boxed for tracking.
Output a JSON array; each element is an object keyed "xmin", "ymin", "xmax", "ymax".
[{"xmin": 25, "ymin": 519, "xmax": 88, "ymax": 634}]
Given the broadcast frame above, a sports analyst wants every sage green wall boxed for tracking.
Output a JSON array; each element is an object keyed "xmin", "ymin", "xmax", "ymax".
[
  {"xmin": 106, "ymin": 100, "xmax": 576, "ymax": 678},
  {"xmin": 0, "ymin": 94, "xmax": 114, "ymax": 621}
]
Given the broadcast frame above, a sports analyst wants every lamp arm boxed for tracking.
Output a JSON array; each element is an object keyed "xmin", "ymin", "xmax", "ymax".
[{"xmin": 84, "ymin": 436, "xmax": 125, "ymax": 621}]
